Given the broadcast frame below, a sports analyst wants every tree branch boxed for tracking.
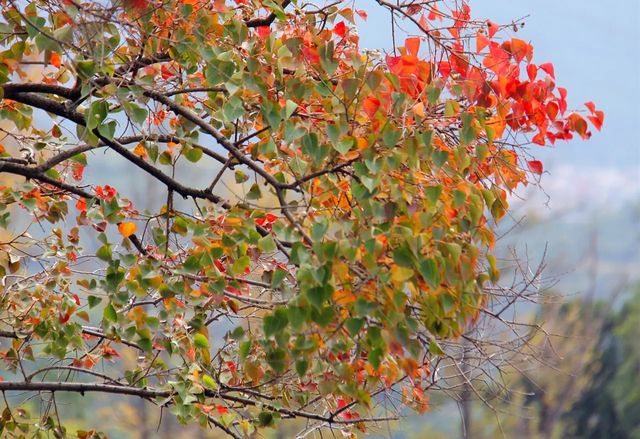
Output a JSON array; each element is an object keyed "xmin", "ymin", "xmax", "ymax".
[{"xmin": 245, "ymin": 0, "xmax": 292, "ymax": 28}]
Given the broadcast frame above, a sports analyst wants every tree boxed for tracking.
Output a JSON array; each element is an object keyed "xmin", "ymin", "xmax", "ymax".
[
  {"xmin": 565, "ymin": 284, "xmax": 640, "ymax": 439},
  {"xmin": 0, "ymin": 0, "xmax": 601, "ymax": 437}
]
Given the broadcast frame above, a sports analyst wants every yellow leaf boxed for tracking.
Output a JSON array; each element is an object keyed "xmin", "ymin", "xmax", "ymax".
[
  {"xmin": 391, "ymin": 265, "xmax": 414, "ymax": 283},
  {"xmin": 412, "ymin": 101, "xmax": 425, "ymax": 118},
  {"xmin": 118, "ymin": 222, "xmax": 136, "ymax": 238}
]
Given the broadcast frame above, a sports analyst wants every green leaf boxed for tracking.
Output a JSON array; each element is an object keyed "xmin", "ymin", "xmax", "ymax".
[
  {"xmin": 258, "ymin": 411, "xmax": 275, "ymax": 427},
  {"xmin": 230, "ymin": 255, "xmax": 250, "ymax": 275},
  {"xmin": 246, "ymin": 183, "xmax": 262, "ymax": 200},
  {"xmin": 306, "ymin": 285, "xmax": 332, "ymax": 309},
  {"xmin": 103, "ymin": 303, "xmax": 117, "ymax": 323},
  {"xmin": 284, "ymin": 99, "xmax": 298, "ymax": 119},
  {"xmin": 184, "ymin": 147, "xmax": 203, "ymax": 163},
  {"xmin": 333, "ymin": 138, "xmax": 354, "ymax": 155},
  {"xmin": 393, "ymin": 244, "xmax": 415, "ymax": 267},
  {"xmin": 426, "ymin": 84, "xmax": 442, "ymax": 104},
  {"xmin": 428, "ymin": 340, "xmax": 445, "ymax": 356},
  {"xmin": 263, "ymin": 307, "xmax": 289, "ymax": 336},
  {"xmin": 125, "ymin": 103, "xmax": 148, "ymax": 125},
  {"xmin": 432, "ymin": 149, "xmax": 448, "ymax": 168},
  {"xmin": 234, "ymin": 170, "xmax": 249, "ymax": 183},
  {"xmin": 87, "ymin": 295, "xmax": 102, "ymax": 308},
  {"xmin": 441, "ymin": 294, "xmax": 455, "ymax": 313},
  {"xmin": 266, "ymin": 348, "xmax": 287, "ymax": 374},
  {"xmin": 418, "ymin": 258, "xmax": 439, "ymax": 289},
  {"xmin": 295, "ymin": 360, "xmax": 309, "ymax": 377},
  {"xmin": 97, "ymin": 120, "xmax": 116, "ymax": 140},
  {"xmin": 96, "ymin": 245, "xmax": 112, "ymax": 261},
  {"xmin": 445, "ymin": 242, "xmax": 462, "ymax": 260},
  {"xmin": 86, "ymin": 100, "xmax": 108, "ymax": 130},
  {"xmin": 318, "ymin": 41, "xmax": 337, "ymax": 75},
  {"xmin": 75, "ymin": 60, "xmax": 96, "ymax": 79},
  {"xmin": 193, "ymin": 333, "xmax": 209, "ymax": 349},
  {"xmin": 345, "ymin": 318, "xmax": 363, "ymax": 336},
  {"xmin": 202, "ymin": 374, "xmax": 218, "ymax": 390},
  {"xmin": 239, "ymin": 341, "xmax": 252, "ymax": 360},
  {"xmin": 460, "ymin": 112, "xmax": 476, "ymax": 145},
  {"xmin": 258, "ymin": 235, "xmax": 277, "ymax": 253}
]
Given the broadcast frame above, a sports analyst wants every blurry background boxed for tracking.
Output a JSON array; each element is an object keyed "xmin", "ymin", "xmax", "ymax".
[{"xmin": 360, "ymin": 1, "xmax": 640, "ymax": 438}]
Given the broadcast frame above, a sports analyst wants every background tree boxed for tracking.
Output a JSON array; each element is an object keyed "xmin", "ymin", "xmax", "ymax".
[{"xmin": 0, "ymin": 0, "xmax": 600, "ymax": 437}]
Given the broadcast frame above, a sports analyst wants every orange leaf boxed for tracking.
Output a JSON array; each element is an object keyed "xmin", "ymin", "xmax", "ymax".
[
  {"xmin": 509, "ymin": 38, "xmax": 532, "ymax": 63},
  {"xmin": 75, "ymin": 198, "xmax": 87, "ymax": 212},
  {"xmin": 405, "ymin": 37, "xmax": 420, "ymax": 57},
  {"xmin": 362, "ymin": 96, "xmax": 381, "ymax": 118},
  {"xmin": 118, "ymin": 222, "xmax": 137, "ymax": 238},
  {"xmin": 476, "ymin": 32, "xmax": 489, "ymax": 53},
  {"xmin": 133, "ymin": 143, "xmax": 147, "ymax": 158},
  {"xmin": 50, "ymin": 52, "xmax": 62, "ymax": 68},
  {"xmin": 526, "ymin": 64, "xmax": 537, "ymax": 81}
]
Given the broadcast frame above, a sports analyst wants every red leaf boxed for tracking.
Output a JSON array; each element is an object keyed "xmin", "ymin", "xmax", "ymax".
[
  {"xmin": 539, "ymin": 62, "xmax": 555, "ymax": 78},
  {"xmin": 72, "ymin": 163, "xmax": 84, "ymax": 181},
  {"xmin": 126, "ymin": 0, "xmax": 148, "ymax": 10},
  {"xmin": 546, "ymin": 101, "xmax": 559, "ymax": 120},
  {"xmin": 532, "ymin": 132, "xmax": 546, "ymax": 146},
  {"xmin": 160, "ymin": 64, "xmax": 175, "ymax": 80},
  {"xmin": 214, "ymin": 259, "xmax": 226, "ymax": 272},
  {"xmin": 356, "ymin": 9, "xmax": 368, "ymax": 21},
  {"xmin": 527, "ymin": 160, "xmax": 543, "ymax": 174},
  {"xmin": 558, "ymin": 87, "xmax": 567, "ymax": 100},
  {"xmin": 569, "ymin": 113, "xmax": 589, "ymax": 138},
  {"xmin": 257, "ymin": 26, "xmax": 271, "ymax": 40},
  {"xmin": 587, "ymin": 110, "xmax": 604, "ymax": 131},
  {"xmin": 487, "ymin": 20, "xmax": 499, "ymax": 38},
  {"xmin": 584, "ymin": 101, "xmax": 596, "ymax": 114},
  {"xmin": 526, "ymin": 64, "xmax": 537, "ymax": 81},
  {"xmin": 333, "ymin": 21, "xmax": 347, "ymax": 38}
]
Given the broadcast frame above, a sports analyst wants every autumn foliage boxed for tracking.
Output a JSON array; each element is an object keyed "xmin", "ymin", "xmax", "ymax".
[{"xmin": 0, "ymin": 0, "xmax": 600, "ymax": 437}]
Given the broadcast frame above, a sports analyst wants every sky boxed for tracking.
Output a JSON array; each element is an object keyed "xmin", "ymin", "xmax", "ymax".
[{"xmin": 359, "ymin": 0, "xmax": 640, "ymax": 211}]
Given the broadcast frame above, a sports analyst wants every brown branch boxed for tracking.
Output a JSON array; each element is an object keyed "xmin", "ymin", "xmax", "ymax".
[
  {"xmin": 0, "ymin": 160, "xmax": 94, "ymax": 199},
  {"xmin": 1, "ymin": 83, "xmax": 80, "ymax": 100},
  {"xmin": 245, "ymin": 0, "xmax": 292, "ymax": 28},
  {"xmin": 142, "ymin": 89, "xmax": 284, "ymax": 191},
  {"xmin": 0, "ymin": 380, "xmax": 398, "ymax": 426},
  {"xmin": 0, "ymin": 326, "xmax": 142, "ymax": 351}
]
